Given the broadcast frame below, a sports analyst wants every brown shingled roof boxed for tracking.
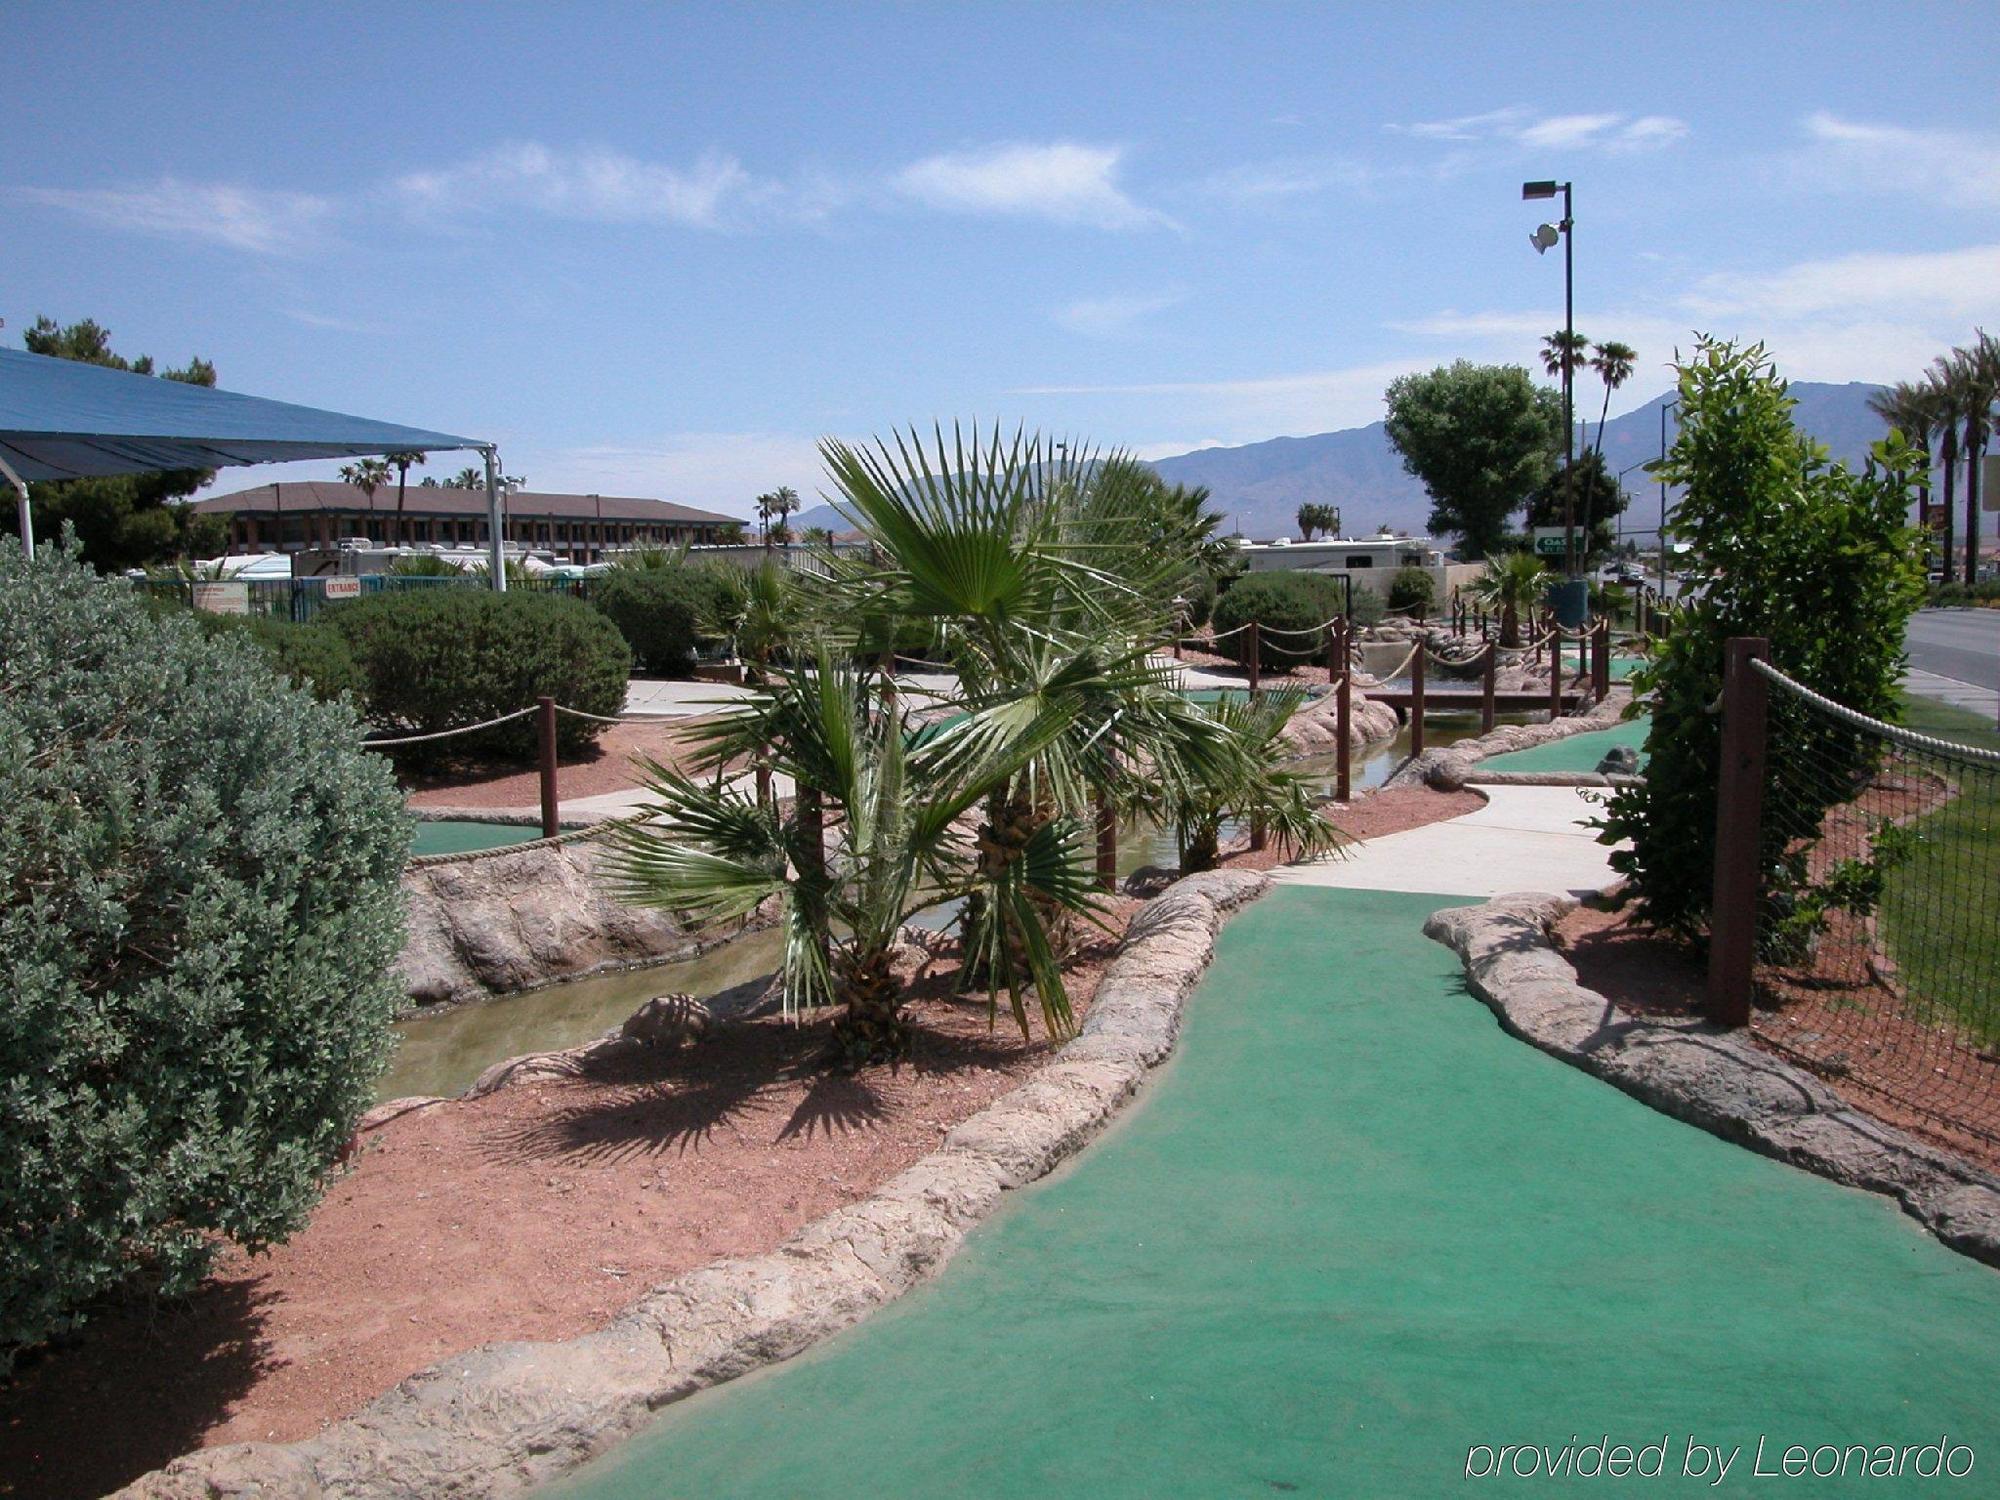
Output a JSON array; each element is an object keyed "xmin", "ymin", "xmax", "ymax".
[{"xmin": 190, "ymin": 481, "xmax": 738, "ymax": 525}]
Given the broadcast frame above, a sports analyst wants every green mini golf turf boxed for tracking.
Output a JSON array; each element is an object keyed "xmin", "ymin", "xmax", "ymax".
[
  {"xmin": 547, "ymin": 885, "xmax": 2000, "ymax": 1499},
  {"xmin": 407, "ymin": 818, "xmax": 545, "ymax": 857},
  {"xmin": 1480, "ymin": 714, "xmax": 1651, "ymax": 774}
]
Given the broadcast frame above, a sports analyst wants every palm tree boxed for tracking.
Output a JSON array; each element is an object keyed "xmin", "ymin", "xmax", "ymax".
[
  {"xmin": 604, "ymin": 646, "xmax": 1097, "ymax": 1064},
  {"xmin": 1295, "ymin": 502, "xmax": 1338, "ymax": 541},
  {"xmin": 385, "ymin": 450, "xmax": 426, "ymax": 547},
  {"xmin": 338, "ymin": 458, "xmax": 393, "ymax": 543},
  {"xmin": 1473, "ymin": 551, "xmax": 1549, "ymax": 648},
  {"xmin": 1868, "ymin": 379, "xmax": 1940, "ymax": 548},
  {"xmin": 704, "ymin": 560, "xmax": 796, "ymax": 680},
  {"xmin": 1133, "ymin": 687, "xmax": 1345, "ymax": 872},
  {"xmin": 755, "ymin": 486, "xmax": 799, "ymax": 552},
  {"xmin": 1588, "ymin": 341, "xmax": 1638, "ymax": 456},
  {"xmin": 1928, "ymin": 360, "xmax": 1964, "ymax": 583},
  {"xmin": 1959, "ymin": 333, "xmax": 1999, "ymax": 584},
  {"xmin": 443, "ymin": 465, "xmax": 485, "ymax": 490}
]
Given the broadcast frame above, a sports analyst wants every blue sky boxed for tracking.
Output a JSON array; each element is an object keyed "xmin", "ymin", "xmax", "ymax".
[{"xmin": 7, "ymin": 2, "xmax": 1999, "ymax": 519}]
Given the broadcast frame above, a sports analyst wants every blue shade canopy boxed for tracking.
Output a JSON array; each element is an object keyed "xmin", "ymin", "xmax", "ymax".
[{"xmin": 0, "ymin": 346, "xmax": 483, "ymax": 482}]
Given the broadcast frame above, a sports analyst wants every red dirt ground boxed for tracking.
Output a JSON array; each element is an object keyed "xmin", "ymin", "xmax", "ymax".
[
  {"xmin": 402, "ymin": 717, "xmax": 705, "ymax": 810},
  {"xmin": 0, "ymin": 785, "xmax": 1483, "ymax": 1500}
]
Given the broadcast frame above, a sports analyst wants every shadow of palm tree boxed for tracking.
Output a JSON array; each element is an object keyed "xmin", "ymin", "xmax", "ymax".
[{"xmin": 777, "ymin": 1072, "xmax": 887, "ymax": 1141}]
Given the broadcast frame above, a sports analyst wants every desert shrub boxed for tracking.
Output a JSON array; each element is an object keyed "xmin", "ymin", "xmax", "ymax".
[
  {"xmin": 0, "ymin": 544, "xmax": 409, "ymax": 1368},
  {"xmin": 326, "ymin": 586, "xmax": 629, "ymax": 760},
  {"xmin": 1211, "ymin": 571, "xmax": 1344, "ymax": 671},
  {"xmin": 1386, "ymin": 566, "xmax": 1436, "ymax": 615},
  {"xmin": 1348, "ymin": 587, "xmax": 1385, "ymax": 628},
  {"xmin": 195, "ymin": 614, "xmax": 364, "ymax": 703},
  {"xmin": 589, "ymin": 565, "xmax": 715, "ymax": 676}
]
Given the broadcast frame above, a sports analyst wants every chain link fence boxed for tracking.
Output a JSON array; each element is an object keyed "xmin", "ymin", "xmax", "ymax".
[{"xmin": 1746, "ymin": 659, "xmax": 2000, "ymax": 1156}]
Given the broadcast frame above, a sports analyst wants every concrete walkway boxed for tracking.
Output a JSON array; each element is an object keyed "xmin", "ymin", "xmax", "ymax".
[
  {"xmin": 1903, "ymin": 666, "xmax": 2000, "ymax": 723},
  {"xmin": 1275, "ymin": 784, "xmax": 1620, "ymax": 899}
]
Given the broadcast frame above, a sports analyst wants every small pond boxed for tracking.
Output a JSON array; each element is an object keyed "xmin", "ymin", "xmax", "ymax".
[{"xmin": 380, "ymin": 710, "xmax": 1521, "ymax": 1103}]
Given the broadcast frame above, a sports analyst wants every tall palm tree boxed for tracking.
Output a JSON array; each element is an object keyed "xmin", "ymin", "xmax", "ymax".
[
  {"xmin": 1540, "ymin": 330, "xmax": 1589, "ymax": 386},
  {"xmin": 1473, "ymin": 551, "xmax": 1549, "ymax": 648},
  {"xmin": 385, "ymin": 450, "xmax": 426, "ymax": 547},
  {"xmin": 1960, "ymin": 333, "xmax": 1999, "ymax": 584},
  {"xmin": 1868, "ymin": 379, "xmax": 1939, "ymax": 545},
  {"xmin": 1588, "ymin": 341, "xmax": 1638, "ymax": 456},
  {"xmin": 338, "ymin": 458, "xmax": 392, "ymax": 543},
  {"xmin": 1927, "ymin": 360, "xmax": 1964, "ymax": 583}
]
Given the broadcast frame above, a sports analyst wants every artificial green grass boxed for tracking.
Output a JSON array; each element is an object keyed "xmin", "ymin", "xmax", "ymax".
[
  {"xmin": 1478, "ymin": 714, "xmax": 1651, "ymax": 774},
  {"xmin": 1876, "ymin": 694, "xmax": 2000, "ymax": 1046},
  {"xmin": 549, "ymin": 886, "xmax": 2000, "ymax": 1500},
  {"xmin": 407, "ymin": 818, "xmax": 545, "ymax": 858}
]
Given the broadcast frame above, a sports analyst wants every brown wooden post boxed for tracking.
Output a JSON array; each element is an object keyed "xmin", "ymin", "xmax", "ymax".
[
  {"xmin": 1593, "ymin": 617, "xmax": 1611, "ymax": 699},
  {"xmin": 1480, "ymin": 640, "xmax": 1496, "ymax": 734},
  {"xmin": 1707, "ymin": 637, "xmax": 1772, "ymax": 1028},
  {"xmin": 537, "ymin": 695, "xmax": 559, "ymax": 839},
  {"xmin": 1246, "ymin": 621, "xmax": 1261, "ymax": 694},
  {"xmin": 1548, "ymin": 633, "xmax": 1564, "ymax": 720},
  {"xmin": 1096, "ymin": 786, "xmax": 1119, "ymax": 890},
  {"xmin": 1409, "ymin": 642, "xmax": 1427, "ymax": 757},
  {"xmin": 1577, "ymin": 625, "xmax": 1589, "ymax": 692},
  {"xmin": 1333, "ymin": 618, "xmax": 1352, "ymax": 802}
]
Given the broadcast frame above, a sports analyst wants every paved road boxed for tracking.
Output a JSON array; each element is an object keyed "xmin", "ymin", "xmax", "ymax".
[{"xmin": 1908, "ymin": 608, "xmax": 2000, "ymax": 690}]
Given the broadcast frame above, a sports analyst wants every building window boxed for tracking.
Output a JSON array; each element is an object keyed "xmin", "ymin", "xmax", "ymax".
[{"xmin": 1344, "ymin": 554, "xmax": 1375, "ymax": 569}]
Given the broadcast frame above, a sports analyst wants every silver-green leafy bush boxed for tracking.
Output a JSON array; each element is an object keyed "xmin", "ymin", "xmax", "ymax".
[{"xmin": 0, "ymin": 543, "xmax": 410, "ymax": 1368}]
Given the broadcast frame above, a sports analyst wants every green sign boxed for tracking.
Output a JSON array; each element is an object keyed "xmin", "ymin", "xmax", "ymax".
[{"xmin": 1530, "ymin": 528, "xmax": 1567, "ymax": 557}]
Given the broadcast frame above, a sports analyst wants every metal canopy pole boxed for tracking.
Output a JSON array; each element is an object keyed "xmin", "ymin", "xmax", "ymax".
[
  {"xmin": 482, "ymin": 447, "xmax": 506, "ymax": 592},
  {"xmin": 0, "ymin": 453, "xmax": 33, "ymax": 560}
]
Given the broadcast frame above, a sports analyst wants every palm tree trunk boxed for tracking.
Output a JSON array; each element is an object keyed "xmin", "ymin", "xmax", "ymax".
[
  {"xmin": 830, "ymin": 945, "xmax": 907, "ymax": 1067},
  {"xmin": 395, "ymin": 470, "xmax": 407, "ymax": 549},
  {"xmin": 1966, "ymin": 435, "xmax": 1984, "ymax": 586},
  {"xmin": 1500, "ymin": 602, "xmax": 1521, "ymax": 650},
  {"xmin": 1941, "ymin": 438, "xmax": 1959, "ymax": 584}
]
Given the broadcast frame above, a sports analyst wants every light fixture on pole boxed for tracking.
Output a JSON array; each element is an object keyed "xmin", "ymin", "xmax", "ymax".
[{"xmin": 1523, "ymin": 178, "xmax": 1577, "ymax": 579}]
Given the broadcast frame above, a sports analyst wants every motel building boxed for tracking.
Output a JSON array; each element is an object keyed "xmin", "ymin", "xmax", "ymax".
[{"xmin": 192, "ymin": 481, "xmax": 739, "ymax": 564}]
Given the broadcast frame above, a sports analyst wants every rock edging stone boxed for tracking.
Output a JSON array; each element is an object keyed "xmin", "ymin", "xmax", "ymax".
[
  {"xmin": 114, "ymin": 868, "xmax": 1271, "ymax": 1500},
  {"xmin": 1425, "ymin": 891, "xmax": 2000, "ymax": 1268}
]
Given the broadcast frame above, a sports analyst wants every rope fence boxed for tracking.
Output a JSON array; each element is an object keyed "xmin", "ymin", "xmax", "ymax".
[{"xmin": 1714, "ymin": 646, "xmax": 2000, "ymax": 1160}]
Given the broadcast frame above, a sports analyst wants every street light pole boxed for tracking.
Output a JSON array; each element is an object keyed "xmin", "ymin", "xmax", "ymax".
[{"xmin": 1524, "ymin": 179, "xmax": 1576, "ymax": 577}]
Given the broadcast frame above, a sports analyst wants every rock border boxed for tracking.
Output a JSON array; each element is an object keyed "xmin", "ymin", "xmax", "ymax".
[
  {"xmin": 116, "ymin": 868, "xmax": 1271, "ymax": 1499},
  {"xmin": 1425, "ymin": 891, "xmax": 2000, "ymax": 1268}
]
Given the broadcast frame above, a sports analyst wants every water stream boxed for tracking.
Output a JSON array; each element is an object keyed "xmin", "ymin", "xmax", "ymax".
[{"xmin": 381, "ymin": 710, "xmax": 1509, "ymax": 1102}]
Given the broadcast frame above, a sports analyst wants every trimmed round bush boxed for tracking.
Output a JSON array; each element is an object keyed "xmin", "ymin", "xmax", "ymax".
[
  {"xmin": 1211, "ymin": 571, "xmax": 1342, "ymax": 672},
  {"xmin": 590, "ymin": 565, "xmax": 713, "ymax": 676},
  {"xmin": 1387, "ymin": 565, "xmax": 1436, "ymax": 616},
  {"xmin": 197, "ymin": 614, "xmax": 364, "ymax": 703},
  {"xmin": 326, "ymin": 586, "xmax": 629, "ymax": 761},
  {"xmin": 0, "ymin": 545, "xmax": 410, "ymax": 1368}
]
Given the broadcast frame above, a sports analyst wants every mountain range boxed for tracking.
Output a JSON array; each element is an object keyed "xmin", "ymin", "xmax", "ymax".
[{"xmin": 792, "ymin": 381, "xmax": 1890, "ymax": 543}]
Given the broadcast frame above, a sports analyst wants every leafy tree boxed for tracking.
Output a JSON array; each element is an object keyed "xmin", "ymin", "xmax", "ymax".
[
  {"xmin": 1210, "ymin": 571, "xmax": 1343, "ymax": 671},
  {"xmin": 1, "ymin": 542, "xmax": 407, "ymax": 1366},
  {"xmin": 1295, "ymin": 502, "xmax": 1339, "ymax": 540},
  {"xmin": 386, "ymin": 450, "xmax": 426, "ymax": 545},
  {"xmin": 1597, "ymin": 337, "xmax": 1927, "ymax": 939},
  {"xmin": 1383, "ymin": 362, "xmax": 1562, "ymax": 558},
  {"xmin": 1528, "ymin": 449, "xmax": 1628, "ymax": 564},
  {"xmin": 4, "ymin": 318, "xmax": 227, "ymax": 569}
]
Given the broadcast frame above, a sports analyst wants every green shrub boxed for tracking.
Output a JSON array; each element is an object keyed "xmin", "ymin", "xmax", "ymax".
[
  {"xmin": 1348, "ymin": 587, "xmax": 1385, "ymax": 628},
  {"xmin": 589, "ymin": 565, "xmax": 714, "ymax": 676},
  {"xmin": 1211, "ymin": 572, "xmax": 1345, "ymax": 671},
  {"xmin": 196, "ymin": 614, "xmax": 364, "ymax": 703},
  {"xmin": 0, "ymin": 544, "xmax": 409, "ymax": 1368},
  {"xmin": 1598, "ymin": 338, "xmax": 1926, "ymax": 939},
  {"xmin": 326, "ymin": 587, "xmax": 629, "ymax": 760},
  {"xmin": 1386, "ymin": 566, "xmax": 1436, "ymax": 615}
]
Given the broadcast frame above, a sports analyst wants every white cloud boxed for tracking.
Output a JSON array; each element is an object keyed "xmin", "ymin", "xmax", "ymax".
[
  {"xmin": 392, "ymin": 143, "xmax": 822, "ymax": 229},
  {"xmin": 1054, "ymin": 290, "xmax": 1185, "ymax": 337},
  {"xmin": 1198, "ymin": 156, "xmax": 1375, "ymax": 201},
  {"xmin": 1793, "ymin": 112, "xmax": 2000, "ymax": 209},
  {"xmin": 18, "ymin": 177, "xmax": 334, "ymax": 254},
  {"xmin": 892, "ymin": 142, "xmax": 1168, "ymax": 229},
  {"xmin": 544, "ymin": 432, "xmax": 834, "ymax": 516},
  {"xmin": 1686, "ymin": 243, "xmax": 2000, "ymax": 320},
  {"xmin": 1393, "ymin": 107, "xmax": 1688, "ymax": 154}
]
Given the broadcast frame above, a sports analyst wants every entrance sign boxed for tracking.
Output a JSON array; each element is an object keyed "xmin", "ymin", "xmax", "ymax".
[{"xmin": 322, "ymin": 577, "xmax": 362, "ymax": 601}]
